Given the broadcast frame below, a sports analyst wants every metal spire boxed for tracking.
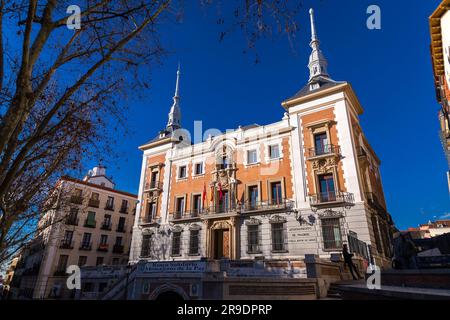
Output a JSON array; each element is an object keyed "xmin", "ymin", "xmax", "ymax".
[
  {"xmin": 308, "ymin": 8, "xmax": 330, "ymax": 82},
  {"xmin": 166, "ymin": 64, "xmax": 181, "ymax": 131}
]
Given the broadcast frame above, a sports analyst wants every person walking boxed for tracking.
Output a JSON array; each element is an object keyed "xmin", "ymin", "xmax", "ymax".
[{"xmin": 342, "ymin": 244, "xmax": 362, "ymax": 280}]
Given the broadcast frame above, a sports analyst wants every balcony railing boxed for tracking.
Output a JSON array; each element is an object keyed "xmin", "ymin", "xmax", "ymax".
[
  {"xmin": 100, "ymin": 222, "xmax": 112, "ymax": 230},
  {"xmin": 113, "ymin": 244, "xmax": 124, "ymax": 254},
  {"xmin": 116, "ymin": 225, "xmax": 126, "ymax": 233},
  {"xmin": 305, "ymin": 144, "xmax": 340, "ymax": 159},
  {"xmin": 84, "ymin": 220, "xmax": 96, "ymax": 228},
  {"xmin": 310, "ymin": 191, "xmax": 354, "ymax": 208},
  {"xmin": 79, "ymin": 243, "xmax": 92, "ymax": 251},
  {"xmin": 241, "ymin": 199, "xmax": 293, "ymax": 213},
  {"xmin": 97, "ymin": 244, "xmax": 109, "ymax": 252},
  {"xmin": 59, "ymin": 240, "xmax": 73, "ymax": 249},
  {"xmin": 144, "ymin": 181, "xmax": 162, "ymax": 191},
  {"xmin": 65, "ymin": 217, "xmax": 79, "ymax": 226},
  {"xmin": 104, "ymin": 203, "xmax": 115, "ymax": 211},
  {"xmin": 171, "ymin": 210, "xmax": 202, "ymax": 221},
  {"xmin": 88, "ymin": 198, "xmax": 100, "ymax": 208},
  {"xmin": 70, "ymin": 195, "xmax": 83, "ymax": 204},
  {"xmin": 139, "ymin": 216, "xmax": 158, "ymax": 225},
  {"xmin": 119, "ymin": 206, "xmax": 128, "ymax": 214}
]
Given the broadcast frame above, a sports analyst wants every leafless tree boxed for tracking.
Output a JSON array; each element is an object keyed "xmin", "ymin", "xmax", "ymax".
[{"xmin": 0, "ymin": 0, "xmax": 301, "ymax": 266}]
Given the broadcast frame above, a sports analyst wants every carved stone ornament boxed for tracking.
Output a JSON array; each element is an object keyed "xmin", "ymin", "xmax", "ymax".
[
  {"xmin": 269, "ymin": 214, "xmax": 287, "ymax": 224},
  {"xmin": 172, "ymin": 225, "xmax": 183, "ymax": 233},
  {"xmin": 211, "ymin": 220, "xmax": 231, "ymax": 230},
  {"xmin": 189, "ymin": 223, "xmax": 201, "ymax": 231},
  {"xmin": 142, "ymin": 228, "xmax": 155, "ymax": 236},
  {"xmin": 245, "ymin": 217, "xmax": 261, "ymax": 226},
  {"xmin": 318, "ymin": 209, "xmax": 344, "ymax": 219},
  {"xmin": 312, "ymin": 157, "xmax": 337, "ymax": 174}
]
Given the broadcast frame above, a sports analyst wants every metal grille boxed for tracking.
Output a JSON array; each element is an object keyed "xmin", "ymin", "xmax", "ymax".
[
  {"xmin": 189, "ymin": 230, "xmax": 199, "ymax": 255},
  {"xmin": 171, "ymin": 231, "xmax": 181, "ymax": 256},
  {"xmin": 271, "ymin": 223, "xmax": 285, "ymax": 252},
  {"xmin": 140, "ymin": 234, "xmax": 152, "ymax": 257},
  {"xmin": 321, "ymin": 218, "xmax": 343, "ymax": 250},
  {"xmin": 247, "ymin": 225, "xmax": 260, "ymax": 253}
]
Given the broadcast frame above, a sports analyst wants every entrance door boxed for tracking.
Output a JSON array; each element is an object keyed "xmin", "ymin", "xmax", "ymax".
[{"xmin": 213, "ymin": 229, "xmax": 230, "ymax": 259}]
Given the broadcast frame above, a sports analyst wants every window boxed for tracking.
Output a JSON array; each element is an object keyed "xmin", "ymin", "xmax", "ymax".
[
  {"xmin": 102, "ymin": 214, "xmax": 111, "ymax": 229},
  {"xmin": 248, "ymin": 185, "xmax": 259, "ymax": 209},
  {"xmin": 176, "ymin": 197, "xmax": 185, "ymax": 214},
  {"xmin": 270, "ymin": 182, "xmax": 283, "ymax": 205},
  {"xmin": 150, "ymin": 171, "xmax": 159, "ymax": 186},
  {"xmin": 106, "ymin": 196, "xmax": 114, "ymax": 209},
  {"xmin": 318, "ymin": 174, "xmax": 336, "ymax": 202},
  {"xmin": 117, "ymin": 217, "xmax": 125, "ymax": 232},
  {"xmin": 194, "ymin": 163, "xmax": 204, "ymax": 175},
  {"xmin": 63, "ymin": 230, "xmax": 73, "ymax": 243},
  {"xmin": 96, "ymin": 257, "xmax": 104, "ymax": 266},
  {"xmin": 178, "ymin": 165, "xmax": 187, "ymax": 179},
  {"xmin": 171, "ymin": 231, "xmax": 182, "ymax": 256},
  {"xmin": 91, "ymin": 192, "xmax": 99, "ymax": 200},
  {"xmin": 192, "ymin": 194, "xmax": 202, "ymax": 214},
  {"xmin": 321, "ymin": 218, "xmax": 342, "ymax": 250},
  {"xmin": 271, "ymin": 223, "xmax": 286, "ymax": 252},
  {"xmin": 189, "ymin": 230, "xmax": 200, "ymax": 255},
  {"xmin": 81, "ymin": 233, "xmax": 91, "ymax": 248},
  {"xmin": 269, "ymin": 144, "xmax": 280, "ymax": 159},
  {"xmin": 247, "ymin": 225, "xmax": 260, "ymax": 253},
  {"xmin": 56, "ymin": 255, "xmax": 68, "ymax": 272},
  {"xmin": 314, "ymin": 132, "xmax": 329, "ymax": 155},
  {"xmin": 85, "ymin": 211, "xmax": 96, "ymax": 227},
  {"xmin": 247, "ymin": 149, "xmax": 257, "ymax": 164},
  {"xmin": 115, "ymin": 236, "xmax": 123, "ymax": 246},
  {"xmin": 218, "ymin": 190, "xmax": 229, "ymax": 213},
  {"xmin": 78, "ymin": 256, "xmax": 87, "ymax": 267},
  {"xmin": 73, "ymin": 188, "xmax": 82, "ymax": 197},
  {"xmin": 141, "ymin": 234, "xmax": 152, "ymax": 257},
  {"xmin": 100, "ymin": 235, "xmax": 108, "ymax": 245},
  {"xmin": 120, "ymin": 199, "xmax": 128, "ymax": 212}
]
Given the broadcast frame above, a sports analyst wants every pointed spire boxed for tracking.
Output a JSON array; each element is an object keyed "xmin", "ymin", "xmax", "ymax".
[
  {"xmin": 308, "ymin": 8, "xmax": 330, "ymax": 82},
  {"xmin": 166, "ymin": 64, "xmax": 181, "ymax": 131}
]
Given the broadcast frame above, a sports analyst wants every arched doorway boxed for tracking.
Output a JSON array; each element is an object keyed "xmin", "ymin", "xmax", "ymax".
[{"xmin": 154, "ymin": 290, "xmax": 184, "ymax": 301}]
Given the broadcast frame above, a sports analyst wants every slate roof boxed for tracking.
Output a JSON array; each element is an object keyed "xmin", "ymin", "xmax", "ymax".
[{"xmin": 285, "ymin": 76, "xmax": 346, "ymax": 102}]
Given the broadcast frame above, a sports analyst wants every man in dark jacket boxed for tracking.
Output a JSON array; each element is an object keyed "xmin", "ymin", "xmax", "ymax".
[{"xmin": 342, "ymin": 244, "xmax": 361, "ymax": 280}]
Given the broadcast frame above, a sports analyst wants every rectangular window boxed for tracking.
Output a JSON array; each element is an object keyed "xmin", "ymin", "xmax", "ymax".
[
  {"xmin": 189, "ymin": 230, "xmax": 200, "ymax": 255},
  {"xmin": 247, "ymin": 149, "xmax": 257, "ymax": 164},
  {"xmin": 148, "ymin": 202, "xmax": 157, "ymax": 220},
  {"xmin": 120, "ymin": 199, "xmax": 128, "ymax": 212},
  {"xmin": 178, "ymin": 165, "xmax": 187, "ymax": 178},
  {"xmin": 271, "ymin": 223, "xmax": 286, "ymax": 252},
  {"xmin": 248, "ymin": 185, "xmax": 259, "ymax": 209},
  {"xmin": 96, "ymin": 257, "xmax": 104, "ymax": 266},
  {"xmin": 91, "ymin": 192, "xmax": 99, "ymax": 200},
  {"xmin": 218, "ymin": 191, "xmax": 229, "ymax": 213},
  {"xmin": 194, "ymin": 163, "xmax": 204, "ymax": 175},
  {"xmin": 141, "ymin": 234, "xmax": 152, "ymax": 257},
  {"xmin": 322, "ymin": 218, "xmax": 343, "ymax": 250},
  {"xmin": 269, "ymin": 144, "xmax": 280, "ymax": 159},
  {"xmin": 176, "ymin": 197, "xmax": 185, "ymax": 214},
  {"xmin": 247, "ymin": 225, "xmax": 260, "ymax": 253},
  {"xmin": 106, "ymin": 196, "xmax": 114, "ymax": 210},
  {"xmin": 100, "ymin": 235, "xmax": 108, "ymax": 245},
  {"xmin": 171, "ymin": 232, "xmax": 181, "ymax": 256},
  {"xmin": 81, "ymin": 233, "xmax": 92, "ymax": 248},
  {"xmin": 150, "ymin": 171, "xmax": 159, "ymax": 184},
  {"xmin": 318, "ymin": 174, "xmax": 336, "ymax": 202},
  {"xmin": 78, "ymin": 256, "xmax": 87, "ymax": 267},
  {"xmin": 85, "ymin": 211, "xmax": 96, "ymax": 228},
  {"xmin": 270, "ymin": 181, "xmax": 283, "ymax": 205},
  {"xmin": 57, "ymin": 255, "xmax": 68, "ymax": 272},
  {"xmin": 117, "ymin": 217, "xmax": 126, "ymax": 232},
  {"xmin": 314, "ymin": 132, "xmax": 329, "ymax": 155},
  {"xmin": 192, "ymin": 194, "xmax": 202, "ymax": 214},
  {"xmin": 63, "ymin": 230, "xmax": 73, "ymax": 243},
  {"xmin": 73, "ymin": 188, "xmax": 82, "ymax": 197},
  {"xmin": 115, "ymin": 236, "xmax": 123, "ymax": 246}
]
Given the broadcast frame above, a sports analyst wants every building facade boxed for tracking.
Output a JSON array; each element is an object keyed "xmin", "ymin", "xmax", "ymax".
[
  {"xmin": 9, "ymin": 166, "xmax": 138, "ymax": 299},
  {"xmin": 126, "ymin": 9, "xmax": 395, "ymax": 300},
  {"xmin": 430, "ymin": 0, "xmax": 450, "ymax": 191}
]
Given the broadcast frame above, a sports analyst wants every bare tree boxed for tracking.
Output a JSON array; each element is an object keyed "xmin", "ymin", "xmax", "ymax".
[{"xmin": 0, "ymin": 0, "xmax": 300, "ymax": 266}]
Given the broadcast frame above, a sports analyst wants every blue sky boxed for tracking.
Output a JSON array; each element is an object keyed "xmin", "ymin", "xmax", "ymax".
[{"xmin": 92, "ymin": 0, "xmax": 449, "ymax": 231}]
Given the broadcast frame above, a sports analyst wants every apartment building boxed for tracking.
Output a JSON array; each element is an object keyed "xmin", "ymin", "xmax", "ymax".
[{"xmin": 11, "ymin": 166, "xmax": 139, "ymax": 299}]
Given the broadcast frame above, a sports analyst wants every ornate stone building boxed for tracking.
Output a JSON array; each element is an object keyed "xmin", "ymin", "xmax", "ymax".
[{"xmin": 125, "ymin": 9, "xmax": 395, "ymax": 300}]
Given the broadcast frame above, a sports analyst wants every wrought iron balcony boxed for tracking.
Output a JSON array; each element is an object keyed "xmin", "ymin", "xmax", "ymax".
[
  {"xmin": 100, "ymin": 222, "xmax": 112, "ymax": 230},
  {"xmin": 79, "ymin": 242, "xmax": 92, "ymax": 251},
  {"xmin": 305, "ymin": 144, "xmax": 340, "ymax": 159},
  {"xmin": 240, "ymin": 199, "xmax": 294, "ymax": 213},
  {"xmin": 97, "ymin": 244, "xmax": 109, "ymax": 252},
  {"xmin": 170, "ymin": 210, "xmax": 202, "ymax": 221},
  {"xmin": 116, "ymin": 225, "xmax": 126, "ymax": 233},
  {"xmin": 119, "ymin": 206, "xmax": 128, "ymax": 214},
  {"xmin": 70, "ymin": 195, "xmax": 83, "ymax": 204},
  {"xmin": 88, "ymin": 198, "xmax": 100, "ymax": 208},
  {"xmin": 309, "ymin": 191, "xmax": 354, "ymax": 208},
  {"xmin": 144, "ymin": 181, "xmax": 162, "ymax": 191},
  {"xmin": 65, "ymin": 217, "xmax": 79, "ymax": 226},
  {"xmin": 139, "ymin": 216, "xmax": 158, "ymax": 225},
  {"xmin": 113, "ymin": 244, "xmax": 124, "ymax": 254},
  {"xmin": 59, "ymin": 240, "xmax": 73, "ymax": 249},
  {"xmin": 84, "ymin": 219, "xmax": 96, "ymax": 228},
  {"xmin": 104, "ymin": 203, "xmax": 115, "ymax": 211}
]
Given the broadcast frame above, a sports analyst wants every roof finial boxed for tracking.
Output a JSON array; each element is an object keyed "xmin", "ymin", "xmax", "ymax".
[
  {"xmin": 167, "ymin": 64, "xmax": 182, "ymax": 131},
  {"xmin": 307, "ymin": 8, "xmax": 330, "ymax": 82}
]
